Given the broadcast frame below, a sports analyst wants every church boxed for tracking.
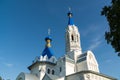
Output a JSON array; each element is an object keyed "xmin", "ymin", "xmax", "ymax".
[{"xmin": 16, "ymin": 10, "xmax": 117, "ymax": 80}]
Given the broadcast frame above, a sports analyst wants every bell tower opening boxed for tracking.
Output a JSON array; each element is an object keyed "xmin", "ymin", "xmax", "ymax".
[{"xmin": 71, "ymin": 34, "xmax": 74, "ymax": 41}]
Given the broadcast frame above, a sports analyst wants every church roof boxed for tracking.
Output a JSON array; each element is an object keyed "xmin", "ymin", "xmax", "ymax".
[
  {"xmin": 28, "ymin": 61, "xmax": 56, "ymax": 70},
  {"xmin": 77, "ymin": 53, "xmax": 87, "ymax": 63},
  {"xmin": 77, "ymin": 57, "xmax": 86, "ymax": 63},
  {"xmin": 78, "ymin": 52, "xmax": 87, "ymax": 58}
]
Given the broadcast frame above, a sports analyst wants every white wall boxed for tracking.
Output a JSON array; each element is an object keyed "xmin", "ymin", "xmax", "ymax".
[
  {"xmin": 65, "ymin": 61, "xmax": 75, "ymax": 75},
  {"xmin": 77, "ymin": 61, "xmax": 88, "ymax": 72},
  {"xmin": 86, "ymin": 51, "xmax": 99, "ymax": 72}
]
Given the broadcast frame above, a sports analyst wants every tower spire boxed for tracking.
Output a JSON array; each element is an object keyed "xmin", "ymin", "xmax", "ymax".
[
  {"xmin": 66, "ymin": 9, "xmax": 82, "ymax": 53},
  {"xmin": 68, "ymin": 8, "xmax": 74, "ymax": 25}
]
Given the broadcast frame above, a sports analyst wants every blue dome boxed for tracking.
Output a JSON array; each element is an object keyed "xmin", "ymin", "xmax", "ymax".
[
  {"xmin": 68, "ymin": 11, "xmax": 73, "ymax": 17},
  {"xmin": 41, "ymin": 35, "xmax": 54, "ymax": 59},
  {"xmin": 42, "ymin": 47, "xmax": 53, "ymax": 59},
  {"xmin": 45, "ymin": 36, "xmax": 52, "ymax": 41}
]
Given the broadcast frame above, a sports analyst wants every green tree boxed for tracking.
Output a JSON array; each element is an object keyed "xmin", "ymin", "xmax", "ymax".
[
  {"xmin": 0, "ymin": 76, "xmax": 2, "ymax": 80},
  {"xmin": 101, "ymin": 0, "xmax": 120, "ymax": 56}
]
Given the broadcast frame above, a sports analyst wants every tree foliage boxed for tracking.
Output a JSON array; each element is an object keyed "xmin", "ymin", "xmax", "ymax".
[
  {"xmin": 101, "ymin": 0, "xmax": 120, "ymax": 56},
  {"xmin": 0, "ymin": 76, "xmax": 2, "ymax": 80}
]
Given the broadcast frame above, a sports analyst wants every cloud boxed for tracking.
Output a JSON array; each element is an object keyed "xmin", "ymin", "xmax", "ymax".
[
  {"xmin": 81, "ymin": 24, "xmax": 105, "ymax": 51},
  {"xmin": 105, "ymin": 59, "xmax": 112, "ymax": 63},
  {"xmin": 88, "ymin": 41, "xmax": 102, "ymax": 50},
  {"xmin": 81, "ymin": 24, "xmax": 101, "ymax": 37},
  {"xmin": 0, "ymin": 57, "xmax": 13, "ymax": 67},
  {"xmin": 3, "ymin": 63, "xmax": 13, "ymax": 67},
  {"xmin": 88, "ymin": 36, "xmax": 103, "ymax": 50}
]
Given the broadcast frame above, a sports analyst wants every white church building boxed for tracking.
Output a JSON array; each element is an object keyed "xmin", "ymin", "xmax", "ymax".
[{"xmin": 16, "ymin": 10, "xmax": 117, "ymax": 80}]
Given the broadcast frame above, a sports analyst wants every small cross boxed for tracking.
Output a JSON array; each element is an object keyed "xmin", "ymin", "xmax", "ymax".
[
  {"xmin": 69, "ymin": 7, "xmax": 71, "ymax": 11},
  {"xmin": 48, "ymin": 28, "xmax": 51, "ymax": 35}
]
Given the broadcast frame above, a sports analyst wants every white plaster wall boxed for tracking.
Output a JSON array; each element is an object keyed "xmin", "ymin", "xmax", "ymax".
[
  {"xmin": 30, "ymin": 63, "xmax": 56, "ymax": 79},
  {"xmin": 56, "ymin": 77, "xmax": 65, "ymax": 80},
  {"xmin": 84, "ymin": 73, "xmax": 114, "ymax": 80},
  {"xmin": 45, "ymin": 64, "xmax": 56, "ymax": 74},
  {"xmin": 66, "ymin": 72, "xmax": 114, "ymax": 80},
  {"xmin": 31, "ymin": 65, "xmax": 40, "ymax": 76},
  {"xmin": 54, "ymin": 57, "xmax": 65, "ymax": 77},
  {"xmin": 66, "ymin": 73, "xmax": 84, "ymax": 80},
  {"xmin": 66, "ymin": 50, "xmax": 82, "ymax": 62},
  {"xmin": 54, "ymin": 56, "xmax": 75, "ymax": 77},
  {"xmin": 65, "ymin": 25, "xmax": 81, "ymax": 53},
  {"xmin": 74, "ymin": 50, "xmax": 82, "ymax": 62},
  {"xmin": 30, "ymin": 64, "xmax": 46, "ymax": 79},
  {"xmin": 77, "ymin": 61, "xmax": 88, "ymax": 72},
  {"xmin": 86, "ymin": 51, "xmax": 99, "ymax": 72},
  {"xmin": 65, "ymin": 61, "xmax": 75, "ymax": 75}
]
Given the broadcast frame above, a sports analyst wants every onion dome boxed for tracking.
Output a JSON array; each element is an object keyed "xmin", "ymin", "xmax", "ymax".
[
  {"xmin": 68, "ymin": 8, "xmax": 74, "ymax": 25},
  {"xmin": 41, "ymin": 36, "xmax": 54, "ymax": 59}
]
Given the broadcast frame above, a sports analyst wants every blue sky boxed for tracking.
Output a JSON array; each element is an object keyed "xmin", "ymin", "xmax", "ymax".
[{"xmin": 0, "ymin": 0, "xmax": 120, "ymax": 80}]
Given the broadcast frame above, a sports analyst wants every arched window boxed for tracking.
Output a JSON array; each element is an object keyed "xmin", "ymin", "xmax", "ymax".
[
  {"xmin": 71, "ymin": 34, "xmax": 74, "ymax": 41},
  {"xmin": 52, "ymin": 70, "xmax": 55, "ymax": 75},
  {"xmin": 47, "ymin": 69, "xmax": 50, "ymax": 74}
]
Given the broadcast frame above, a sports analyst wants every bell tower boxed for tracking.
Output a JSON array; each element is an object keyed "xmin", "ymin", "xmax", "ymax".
[{"xmin": 65, "ymin": 9, "xmax": 82, "ymax": 54}]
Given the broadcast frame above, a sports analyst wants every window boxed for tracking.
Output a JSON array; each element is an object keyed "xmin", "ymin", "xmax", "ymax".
[
  {"xmin": 60, "ymin": 67, "xmax": 62, "ymax": 72},
  {"xmin": 52, "ymin": 70, "xmax": 54, "ymax": 74},
  {"xmin": 47, "ymin": 69, "xmax": 50, "ymax": 74},
  {"xmin": 71, "ymin": 34, "xmax": 74, "ymax": 41},
  {"xmin": 36, "ymin": 74, "xmax": 38, "ymax": 77},
  {"xmin": 77, "ymin": 35, "xmax": 79, "ymax": 42},
  {"xmin": 52, "ymin": 58, "xmax": 55, "ymax": 62},
  {"xmin": 39, "ymin": 69, "xmax": 41, "ymax": 72}
]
